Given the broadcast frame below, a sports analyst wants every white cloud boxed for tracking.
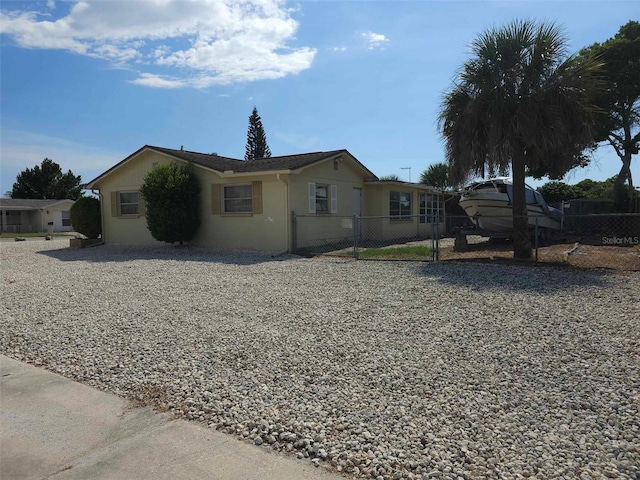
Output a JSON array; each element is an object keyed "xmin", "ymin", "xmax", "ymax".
[
  {"xmin": 332, "ymin": 46, "xmax": 347, "ymax": 52},
  {"xmin": 362, "ymin": 31, "xmax": 389, "ymax": 50},
  {"xmin": 46, "ymin": 0, "xmax": 55, "ymax": 9},
  {"xmin": 0, "ymin": 0, "xmax": 316, "ymax": 88},
  {"xmin": 131, "ymin": 73, "xmax": 186, "ymax": 89}
]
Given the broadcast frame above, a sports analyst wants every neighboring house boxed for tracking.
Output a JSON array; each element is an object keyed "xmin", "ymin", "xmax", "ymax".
[
  {"xmin": 85, "ymin": 145, "xmax": 443, "ymax": 252},
  {"xmin": 0, "ymin": 199, "xmax": 75, "ymax": 234}
]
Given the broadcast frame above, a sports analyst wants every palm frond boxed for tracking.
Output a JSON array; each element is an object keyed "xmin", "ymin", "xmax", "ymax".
[{"xmin": 439, "ymin": 19, "xmax": 601, "ymax": 184}]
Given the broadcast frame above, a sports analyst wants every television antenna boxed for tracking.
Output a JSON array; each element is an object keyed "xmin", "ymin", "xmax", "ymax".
[{"xmin": 400, "ymin": 167, "xmax": 411, "ymax": 182}]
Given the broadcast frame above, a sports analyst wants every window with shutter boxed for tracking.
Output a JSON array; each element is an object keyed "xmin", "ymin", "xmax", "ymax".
[
  {"xmin": 111, "ymin": 191, "xmax": 118, "ymax": 217},
  {"xmin": 309, "ymin": 183, "xmax": 335, "ymax": 214},
  {"xmin": 223, "ymin": 184, "xmax": 253, "ymax": 213},
  {"xmin": 111, "ymin": 191, "xmax": 139, "ymax": 216},
  {"xmin": 315, "ymin": 185, "xmax": 328, "ymax": 213},
  {"xmin": 331, "ymin": 185, "xmax": 338, "ymax": 214},
  {"xmin": 212, "ymin": 182, "xmax": 263, "ymax": 214},
  {"xmin": 308, "ymin": 182, "xmax": 316, "ymax": 213},
  {"xmin": 252, "ymin": 181, "xmax": 263, "ymax": 214},
  {"xmin": 118, "ymin": 192, "xmax": 139, "ymax": 215},
  {"xmin": 211, "ymin": 184, "xmax": 221, "ymax": 214},
  {"xmin": 138, "ymin": 192, "xmax": 146, "ymax": 216}
]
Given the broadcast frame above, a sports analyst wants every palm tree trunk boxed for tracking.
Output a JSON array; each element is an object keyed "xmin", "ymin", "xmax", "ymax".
[{"xmin": 511, "ymin": 151, "xmax": 532, "ymax": 259}]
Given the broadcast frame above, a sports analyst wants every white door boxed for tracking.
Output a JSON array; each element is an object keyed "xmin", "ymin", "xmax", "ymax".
[{"xmin": 352, "ymin": 188, "xmax": 362, "ymax": 215}]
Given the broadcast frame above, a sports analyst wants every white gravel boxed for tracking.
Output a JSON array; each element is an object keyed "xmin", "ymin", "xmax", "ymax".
[{"xmin": 1, "ymin": 240, "xmax": 639, "ymax": 480}]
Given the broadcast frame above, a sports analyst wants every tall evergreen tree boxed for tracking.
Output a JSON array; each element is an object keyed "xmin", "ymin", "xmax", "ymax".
[{"xmin": 244, "ymin": 107, "xmax": 272, "ymax": 160}]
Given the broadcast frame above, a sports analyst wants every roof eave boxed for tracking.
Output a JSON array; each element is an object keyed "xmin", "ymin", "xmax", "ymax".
[
  {"xmin": 84, "ymin": 146, "xmax": 226, "ymax": 189},
  {"xmin": 0, "ymin": 199, "xmax": 75, "ymax": 210},
  {"xmin": 364, "ymin": 181, "xmax": 442, "ymax": 192},
  {"xmin": 219, "ymin": 169, "xmax": 292, "ymax": 177},
  {"xmin": 293, "ymin": 150, "xmax": 378, "ymax": 180}
]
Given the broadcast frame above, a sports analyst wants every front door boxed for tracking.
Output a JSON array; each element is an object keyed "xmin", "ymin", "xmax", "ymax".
[{"xmin": 352, "ymin": 188, "xmax": 362, "ymax": 215}]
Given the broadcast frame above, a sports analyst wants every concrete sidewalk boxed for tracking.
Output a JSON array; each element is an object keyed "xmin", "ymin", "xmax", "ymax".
[{"xmin": 0, "ymin": 355, "xmax": 344, "ymax": 479}]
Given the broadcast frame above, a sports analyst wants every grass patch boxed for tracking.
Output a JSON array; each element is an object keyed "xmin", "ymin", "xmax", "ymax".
[
  {"xmin": 359, "ymin": 245, "xmax": 433, "ymax": 259},
  {"xmin": 0, "ymin": 232, "xmax": 74, "ymax": 238}
]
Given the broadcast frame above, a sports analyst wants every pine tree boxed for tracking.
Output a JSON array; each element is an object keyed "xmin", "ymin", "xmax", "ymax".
[{"xmin": 244, "ymin": 107, "xmax": 272, "ymax": 160}]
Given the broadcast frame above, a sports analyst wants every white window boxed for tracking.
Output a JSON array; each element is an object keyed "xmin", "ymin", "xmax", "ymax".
[
  {"xmin": 212, "ymin": 182, "xmax": 262, "ymax": 215},
  {"xmin": 420, "ymin": 193, "xmax": 443, "ymax": 223},
  {"xmin": 119, "ymin": 192, "xmax": 139, "ymax": 215},
  {"xmin": 224, "ymin": 184, "xmax": 252, "ymax": 213},
  {"xmin": 308, "ymin": 183, "xmax": 337, "ymax": 214},
  {"xmin": 316, "ymin": 184, "xmax": 329, "ymax": 213},
  {"xmin": 61, "ymin": 210, "xmax": 71, "ymax": 227},
  {"xmin": 390, "ymin": 191, "xmax": 411, "ymax": 220}
]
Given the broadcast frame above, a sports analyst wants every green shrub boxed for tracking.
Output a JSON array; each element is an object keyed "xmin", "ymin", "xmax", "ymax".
[
  {"xmin": 140, "ymin": 162, "xmax": 201, "ymax": 245},
  {"xmin": 70, "ymin": 196, "xmax": 101, "ymax": 238}
]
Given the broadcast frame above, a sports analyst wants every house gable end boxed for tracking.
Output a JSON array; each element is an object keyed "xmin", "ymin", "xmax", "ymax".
[
  {"xmin": 85, "ymin": 146, "xmax": 225, "ymax": 189},
  {"xmin": 293, "ymin": 151, "xmax": 377, "ymax": 181}
]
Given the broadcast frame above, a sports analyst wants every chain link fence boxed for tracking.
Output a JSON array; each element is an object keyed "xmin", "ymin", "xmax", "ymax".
[
  {"xmin": 439, "ymin": 213, "xmax": 639, "ymax": 270},
  {"xmin": 292, "ymin": 213, "xmax": 440, "ymax": 260},
  {"xmin": 292, "ymin": 212, "xmax": 640, "ymax": 271}
]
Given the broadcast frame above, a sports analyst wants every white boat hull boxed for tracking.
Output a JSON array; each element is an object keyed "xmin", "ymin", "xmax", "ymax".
[
  {"xmin": 459, "ymin": 198, "xmax": 561, "ymax": 232},
  {"xmin": 458, "ymin": 178, "xmax": 561, "ymax": 235}
]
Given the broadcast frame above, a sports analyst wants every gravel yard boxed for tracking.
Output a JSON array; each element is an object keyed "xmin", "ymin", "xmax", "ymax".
[{"xmin": 1, "ymin": 241, "xmax": 639, "ymax": 480}]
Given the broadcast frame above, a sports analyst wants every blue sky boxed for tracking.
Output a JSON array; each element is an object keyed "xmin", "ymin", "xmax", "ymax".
[{"xmin": 1, "ymin": 0, "xmax": 638, "ymax": 196}]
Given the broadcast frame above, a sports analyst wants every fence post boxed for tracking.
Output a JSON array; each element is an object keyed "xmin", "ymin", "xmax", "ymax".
[
  {"xmin": 431, "ymin": 219, "xmax": 435, "ymax": 261},
  {"xmin": 435, "ymin": 218, "xmax": 440, "ymax": 261},
  {"xmin": 353, "ymin": 214, "xmax": 359, "ymax": 260},
  {"xmin": 534, "ymin": 216, "xmax": 539, "ymax": 262},
  {"xmin": 291, "ymin": 211, "xmax": 297, "ymax": 254}
]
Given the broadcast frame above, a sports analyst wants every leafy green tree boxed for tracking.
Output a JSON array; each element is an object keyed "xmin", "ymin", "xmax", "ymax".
[
  {"xmin": 140, "ymin": 162, "xmax": 201, "ymax": 245},
  {"xmin": 419, "ymin": 162, "xmax": 453, "ymax": 190},
  {"xmin": 439, "ymin": 20, "xmax": 600, "ymax": 259},
  {"xmin": 573, "ymin": 177, "xmax": 616, "ymax": 199},
  {"xmin": 537, "ymin": 181, "xmax": 582, "ymax": 203},
  {"xmin": 70, "ymin": 196, "xmax": 101, "ymax": 238},
  {"xmin": 11, "ymin": 158, "xmax": 82, "ymax": 200},
  {"xmin": 245, "ymin": 107, "xmax": 272, "ymax": 161},
  {"xmin": 581, "ymin": 21, "xmax": 640, "ymax": 212},
  {"xmin": 378, "ymin": 174, "xmax": 402, "ymax": 181}
]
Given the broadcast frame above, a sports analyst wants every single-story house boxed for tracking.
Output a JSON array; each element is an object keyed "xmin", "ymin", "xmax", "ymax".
[
  {"xmin": 85, "ymin": 145, "xmax": 444, "ymax": 253},
  {"xmin": 0, "ymin": 198, "xmax": 75, "ymax": 234}
]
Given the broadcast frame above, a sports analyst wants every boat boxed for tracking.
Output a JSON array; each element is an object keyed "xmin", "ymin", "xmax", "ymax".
[{"xmin": 459, "ymin": 177, "xmax": 562, "ymax": 235}]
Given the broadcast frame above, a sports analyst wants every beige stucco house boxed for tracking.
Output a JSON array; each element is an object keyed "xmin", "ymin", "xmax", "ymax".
[
  {"xmin": 0, "ymin": 198, "xmax": 75, "ymax": 233},
  {"xmin": 85, "ymin": 145, "xmax": 443, "ymax": 253}
]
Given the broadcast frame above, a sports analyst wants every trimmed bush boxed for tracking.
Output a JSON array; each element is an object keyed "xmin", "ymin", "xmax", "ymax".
[
  {"xmin": 70, "ymin": 196, "xmax": 101, "ymax": 238},
  {"xmin": 140, "ymin": 162, "xmax": 201, "ymax": 245}
]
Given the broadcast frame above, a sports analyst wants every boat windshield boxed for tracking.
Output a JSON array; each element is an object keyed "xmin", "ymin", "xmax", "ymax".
[
  {"xmin": 468, "ymin": 181, "xmax": 497, "ymax": 191},
  {"xmin": 494, "ymin": 182, "xmax": 508, "ymax": 194}
]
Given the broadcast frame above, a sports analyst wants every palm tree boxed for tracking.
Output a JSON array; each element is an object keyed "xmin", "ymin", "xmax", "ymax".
[
  {"xmin": 439, "ymin": 20, "xmax": 600, "ymax": 258},
  {"xmin": 420, "ymin": 162, "xmax": 451, "ymax": 190},
  {"xmin": 378, "ymin": 174, "xmax": 402, "ymax": 181}
]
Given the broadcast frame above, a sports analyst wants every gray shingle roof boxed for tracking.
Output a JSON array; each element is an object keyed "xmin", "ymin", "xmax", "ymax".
[
  {"xmin": 85, "ymin": 145, "xmax": 378, "ymax": 187},
  {"xmin": 148, "ymin": 146, "xmax": 349, "ymax": 173},
  {"xmin": 0, "ymin": 199, "xmax": 73, "ymax": 209}
]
